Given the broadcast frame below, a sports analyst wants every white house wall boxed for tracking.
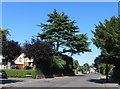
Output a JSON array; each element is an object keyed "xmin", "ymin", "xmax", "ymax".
[{"xmin": 14, "ymin": 53, "xmax": 34, "ymax": 65}]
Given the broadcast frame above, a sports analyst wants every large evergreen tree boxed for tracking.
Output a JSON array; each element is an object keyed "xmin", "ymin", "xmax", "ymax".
[
  {"xmin": 92, "ymin": 16, "xmax": 120, "ymax": 66},
  {"xmin": 92, "ymin": 16, "xmax": 120, "ymax": 83},
  {"xmin": 38, "ymin": 9, "xmax": 91, "ymax": 56}
]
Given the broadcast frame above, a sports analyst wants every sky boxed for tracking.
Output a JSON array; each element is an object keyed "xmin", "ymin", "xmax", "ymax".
[{"xmin": 1, "ymin": 2, "xmax": 118, "ymax": 65}]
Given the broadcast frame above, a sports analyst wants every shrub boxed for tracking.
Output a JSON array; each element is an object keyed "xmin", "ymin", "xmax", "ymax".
[
  {"xmin": 4, "ymin": 69, "xmax": 36, "ymax": 79},
  {"xmin": 52, "ymin": 56, "xmax": 66, "ymax": 70},
  {"xmin": 24, "ymin": 66, "xmax": 31, "ymax": 70}
]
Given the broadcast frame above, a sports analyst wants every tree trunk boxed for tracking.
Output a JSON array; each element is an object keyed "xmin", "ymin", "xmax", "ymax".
[
  {"xmin": 106, "ymin": 63, "xmax": 108, "ymax": 82},
  {"xmin": 56, "ymin": 42, "xmax": 60, "ymax": 56},
  {"xmin": 36, "ymin": 68, "xmax": 45, "ymax": 79},
  {"xmin": 56, "ymin": 42, "xmax": 59, "ymax": 51},
  {"xmin": 7, "ymin": 61, "xmax": 11, "ymax": 69}
]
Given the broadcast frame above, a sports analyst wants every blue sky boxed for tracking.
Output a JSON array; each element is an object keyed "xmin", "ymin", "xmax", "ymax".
[{"xmin": 2, "ymin": 2, "xmax": 118, "ymax": 65}]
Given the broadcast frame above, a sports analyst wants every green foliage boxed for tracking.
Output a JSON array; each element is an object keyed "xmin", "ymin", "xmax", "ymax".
[
  {"xmin": 0, "ymin": 28, "xmax": 9, "ymax": 41},
  {"xmin": 92, "ymin": 16, "xmax": 120, "ymax": 65},
  {"xmin": 92, "ymin": 16, "xmax": 120, "ymax": 84},
  {"xmin": 38, "ymin": 9, "xmax": 91, "ymax": 56},
  {"xmin": 62, "ymin": 55, "xmax": 73, "ymax": 72},
  {"xmin": 73, "ymin": 59, "xmax": 79, "ymax": 69},
  {"xmin": 24, "ymin": 66, "xmax": 31, "ymax": 70},
  {"xmin": 97, "ymin": 63, "xmax": 114, "ymax": 75},
  {"xmin": 83, "ymin": 63, "xmax": 90, "ymax": 71},
  {"xmin": 100, "ymin": 63, "xmax": 106, "ymax": 75},
  {"xmin": 52, "ymin": 56, "xmax": 66, "ymax": 70},
  {"xmin": 4, "ymin": 69, "xmax": 36, "ymax": 79}
]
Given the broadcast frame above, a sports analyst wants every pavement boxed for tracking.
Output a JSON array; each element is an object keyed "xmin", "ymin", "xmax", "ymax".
[{"xmin": 99, "ymin": 75, "xmax": 119, "ymax": 88}]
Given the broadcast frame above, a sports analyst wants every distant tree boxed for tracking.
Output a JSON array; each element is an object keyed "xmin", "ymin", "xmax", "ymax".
[
  {"xmin": 83, "ymin": 63, "xmax": 90, "ymax": 71},
  {"xmin": 38, "ymin": 9, "xmax": 91, "ymax": 56},
  {"xmin": 0, "ymin": 28, "xmax": 9, "ymax": 41},
  {"xmin": 0, "ymin": 29, "xmax": 9, "ymax": 55}
]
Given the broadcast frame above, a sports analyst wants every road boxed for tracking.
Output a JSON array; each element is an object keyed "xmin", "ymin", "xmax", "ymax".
[{"xmin": 0, "ymin": 73, "xmax": 119, "ymax": 88}]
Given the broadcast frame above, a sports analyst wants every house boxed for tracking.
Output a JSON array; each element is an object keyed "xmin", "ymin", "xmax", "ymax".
[
  {"xmin": 14, "ymin": 53, "xmax": 34, "ymax": 69},
  {"xmin": 90, "ymin": 67, "xmax": 96, "ymax": 73}
]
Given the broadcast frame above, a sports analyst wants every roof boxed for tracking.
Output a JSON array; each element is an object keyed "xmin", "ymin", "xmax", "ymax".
[{"xmin": 14, "ymin": 53, "xmax": 34, "ymax": 64}]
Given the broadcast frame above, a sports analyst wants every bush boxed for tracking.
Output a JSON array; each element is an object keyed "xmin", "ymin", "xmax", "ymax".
[
  {"xmin": 24, "ymin": 66, "xmax": 31, "ymax": 70},
  {"xmin": 52, "ymin": 56, "xmax": 66, "ymax": 70},
  {"xmin": 4, "ymin": 69, "xmax": 36, "ymax": 79}
]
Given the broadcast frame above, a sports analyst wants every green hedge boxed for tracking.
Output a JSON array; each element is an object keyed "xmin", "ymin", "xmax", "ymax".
[{"xmin": 4, "ymin": 69, "xmax": 36, "ymax": 79}]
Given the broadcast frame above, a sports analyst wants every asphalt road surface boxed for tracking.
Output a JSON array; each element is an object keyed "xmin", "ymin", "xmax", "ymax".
[{"xmin": 0, "ymin": 73, "xmax": 119, "ymax": 88}]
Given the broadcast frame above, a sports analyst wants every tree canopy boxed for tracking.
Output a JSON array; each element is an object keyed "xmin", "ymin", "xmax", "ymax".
[
  {"xmin": 2, "ymin": 40, "xmax": 21, "ymax": 63},
  {"xmin": 92, "ymin": 16, "xmax": 120, "ymax": 66},
  {"xmin": 0, "ymin": 28, "xmax": 9, "ymax": 41},
  {"xmin": 83, "ymin": 63, "xmax": 90, "ymax": 71},
  {"xmin": 23, "ymin": 39, "xmax": 53, "ymax": 70},
  {"xmin": 38, "ymin": 9, "xmax": 91, "ymax": 56},
  {"xmin": 0, "ymin": 29, "xmax": 10, "ymax": 54},
  {"xmin": 73, "ymin": 59, "xmax": 79, "ymax": 69}
]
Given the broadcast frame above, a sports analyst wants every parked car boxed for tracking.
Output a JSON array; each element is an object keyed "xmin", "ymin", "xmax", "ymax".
[
  {"xmin": 83, "ymin": 71, "xmax": 90, "ymax": 74},
  {"xmin": 0, "ymin": 70, "xmax": 8, "ymax": 79}
]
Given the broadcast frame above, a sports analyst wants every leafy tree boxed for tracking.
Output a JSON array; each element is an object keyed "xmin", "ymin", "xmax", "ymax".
[
  {"xmin": 92, "ymin": 16, "xmax": 120, "ymax": 66},
  {"xmin": 0, "ymin": 29, "xmax": 21, "ymax": 69},
  {"xmin": 52, "ymin": 56, "xmax": 66, "ymax": 70},
  {"xmin": 92, "ymin": 16, "xmax": 120, "ymax": 83},
  {"xmin": 62, "ymin": 55, "xmax": 74, "ymax": 75},
  {"xmin": 23, "ymin": 39, "xmax": 53, "ymax": 75},
  {"xmin": 52, "ymin": 56, "xmax": 66, "ymax": 75},
  {"xmin": 38, "ymin": 9, "xmax": 91, "ymax": 56},
  {"xmin": 73, "ymin": 59, "xmax": 79, "ymax": 69},
  {"xmin": 0, "ymin": 28, "xmax": 9, "ymax": 41},
  {"xmin": 0, "ymin": 29, "xmax": 9, "ymax": 54},
  {"xmin": 83, "ymin": 63, "xmax": 90, "ymax": 71},
  {"xmin": 2, "ymin": 40, "xmax": 21, "ymax": 69}
]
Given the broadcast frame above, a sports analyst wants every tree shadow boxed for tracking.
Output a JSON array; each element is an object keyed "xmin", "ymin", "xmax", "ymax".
[
  {"xmin": 0, "ymin": 79, "xmax": 23, "ymax": 84},
  {"xmin": 88, "ymin": 78, "xmax": 117, "ymax": 84}
]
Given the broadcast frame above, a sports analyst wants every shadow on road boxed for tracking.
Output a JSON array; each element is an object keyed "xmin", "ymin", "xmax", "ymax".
[
  {"xmin": 88, "ymin": 78, "xmax": 117, "ymax": 84},
  {"xmin": 0, "ymin": 79, "xmax": 23, "ymax": 84}
]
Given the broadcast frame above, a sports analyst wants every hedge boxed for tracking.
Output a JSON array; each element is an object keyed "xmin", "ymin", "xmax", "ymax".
[{"xmin": 4, "ymin": 69, "xmax": 36, "ymax": 79}]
